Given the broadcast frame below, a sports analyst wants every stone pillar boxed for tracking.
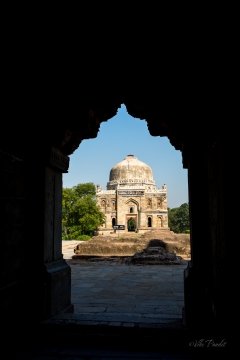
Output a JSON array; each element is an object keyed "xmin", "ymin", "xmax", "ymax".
[
  {"xmin": 0, "ymin": 149, "xmax": 25, "ymax": 324},
  {"xmin": 184, "ymin": 145, "xmax": 216, "ymax": 329},
  {"xmin": 1, "ymin": 144, "xmax": 73, "ymax": 328},
  {"xmin": 42, "ymin": 147, "xmax": 73, "ymax": 318}
]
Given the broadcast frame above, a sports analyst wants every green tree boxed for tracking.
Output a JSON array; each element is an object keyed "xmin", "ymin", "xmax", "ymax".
[
  {"xmin": 73, "ymin": 183, "xmax": 96, "ymax": 198},
  {"xmin": 62, "ymin": 183, "xmax": 105, "ymax": 240},
  {"xmin": 168, "ymin": 203, "xmax": 190, "ymax": 233}
]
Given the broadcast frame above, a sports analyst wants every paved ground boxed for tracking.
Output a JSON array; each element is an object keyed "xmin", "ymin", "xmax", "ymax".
[
  {"xmin": 59, "ymin": 241, "xmax": 186, "ymax": 327},
  {"xmin": 69, "ymin": 261, "xmax": 186, "ymax": 326},
  {"xmin": 16, "ymin": 244, "xmax": 226, "ymax": 358}
]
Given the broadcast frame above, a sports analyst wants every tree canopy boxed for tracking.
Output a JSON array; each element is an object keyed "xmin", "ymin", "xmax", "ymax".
[
  {"xmin": 62, "ymin": 183, "xmax": 105, "ymax": 240},
  {"xmin": 168, "ymin": 203, "xmax": 190, "ymax": 233}
]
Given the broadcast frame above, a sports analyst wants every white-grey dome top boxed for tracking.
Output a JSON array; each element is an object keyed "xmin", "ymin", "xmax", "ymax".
[{"xmin": 107, "ymin": 155, "xmax": 156, "ymax": 190}]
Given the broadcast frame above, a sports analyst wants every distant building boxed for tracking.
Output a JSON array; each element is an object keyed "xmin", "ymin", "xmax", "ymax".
[{"xmin": 96, "ymin": 155, "xmax": 168, "ymax": 234}]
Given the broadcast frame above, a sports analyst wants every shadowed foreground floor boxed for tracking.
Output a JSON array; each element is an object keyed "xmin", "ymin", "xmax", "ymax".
[
  {"xmin": 14, "ymin": 261, "xmax": 229, "ymax": 359},
  {"xmin": 13, "ymin": 244, "xmax": 228, "ymax": 358},
  {"xmin": 64, "ymin": 260, "xmax": 186, "ymax": 327}
]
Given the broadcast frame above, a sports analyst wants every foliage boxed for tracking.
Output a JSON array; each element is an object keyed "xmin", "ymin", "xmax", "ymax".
[
  {"xmin": 168, "ymin": 203, "xmax": 190, "ymax": 233},
  {"xmin": 62, "ymin": 183, "xmax": 105, "ymax": 240},
  {"xmin": 128, "ymin": 218, "xmax": 136, "ymax": 231},
  {"xmin": 73, "ymin": 183, "xmax": 96, "ymax": 198},
  {"xmin": 62, "ymin": 234, "xmax": 91, "ymax": 241},
  {"xmin": 76, "ymin": 234, "xmax": 91, "ymax": 241}
]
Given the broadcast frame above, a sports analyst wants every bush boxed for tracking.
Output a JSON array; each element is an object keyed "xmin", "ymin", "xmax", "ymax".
[
  {"xmin": 62, "ymin": 227, "xmax": 91, "ymax": 241},
  {"xmin": 168, "ymin": 203, "xmax": 190, "ymax": 233},
  {"xmin": 77, "ymin": 235, "xmax": 91, "ymax": 241}
]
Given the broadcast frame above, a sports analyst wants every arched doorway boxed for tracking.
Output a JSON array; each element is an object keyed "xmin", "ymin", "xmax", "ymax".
[
  {"xmin": 61, "ymin": 104, "xmax": 190, "ymax": 331},
  {"xmin": 63, "ymin": 105, "xmax": 189, "ymax": 329},
  {"xmin": 127, "ymin": 217, "xmax": 136, "ymax": 232}
]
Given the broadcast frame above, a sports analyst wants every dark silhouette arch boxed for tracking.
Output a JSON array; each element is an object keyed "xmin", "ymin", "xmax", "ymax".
[{"xmin": 1, "ymin": 83, "xmax": 230, "ymax": 352}]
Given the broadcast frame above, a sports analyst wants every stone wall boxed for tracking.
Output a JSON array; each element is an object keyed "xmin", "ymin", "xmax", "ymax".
[{"xmin": 97, "ymin": 190, "xmax": 168, "ymax": 233}]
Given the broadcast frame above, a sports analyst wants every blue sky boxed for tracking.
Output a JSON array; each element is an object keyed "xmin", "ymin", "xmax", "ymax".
[{"xmin": 63, "ymin": 104, "xmax": 188, "ymax": 208}]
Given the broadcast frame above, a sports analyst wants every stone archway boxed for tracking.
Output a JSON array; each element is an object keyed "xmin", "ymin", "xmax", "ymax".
[
  {"xmin": 1, "ymin": 89, "xmax": 229, "ymax": 336},
  {"xmin": 54, "ymin": 100, "xmax": 227, "ymax": 331}
]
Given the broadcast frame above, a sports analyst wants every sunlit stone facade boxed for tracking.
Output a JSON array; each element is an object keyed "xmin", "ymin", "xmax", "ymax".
[{"xmin": 96, "ymin": 155, "xmax": 168, "ymax": 234}]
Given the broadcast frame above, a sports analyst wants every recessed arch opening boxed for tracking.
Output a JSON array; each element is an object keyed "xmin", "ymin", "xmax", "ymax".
[
  {"xmin": 62, "ymin": 103, "xmax": 190, "ymax": 328},
  {"xmin": 127, "ymin": 217, "xmax": 136, "ymax": 232},
  {"xmin": 148, "ymin": 216, "xmax": 152, "ymax": 227}
]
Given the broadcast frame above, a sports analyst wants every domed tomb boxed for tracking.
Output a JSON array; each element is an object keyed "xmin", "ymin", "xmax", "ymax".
[{"xmin": 97, "ymin": 155, "xmax": 168, "ymax": 234}]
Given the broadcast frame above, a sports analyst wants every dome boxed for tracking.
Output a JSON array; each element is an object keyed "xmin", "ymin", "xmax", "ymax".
[{"xmin": 107, "ymin": 155, "xmax": 156, "ymax": 190}]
